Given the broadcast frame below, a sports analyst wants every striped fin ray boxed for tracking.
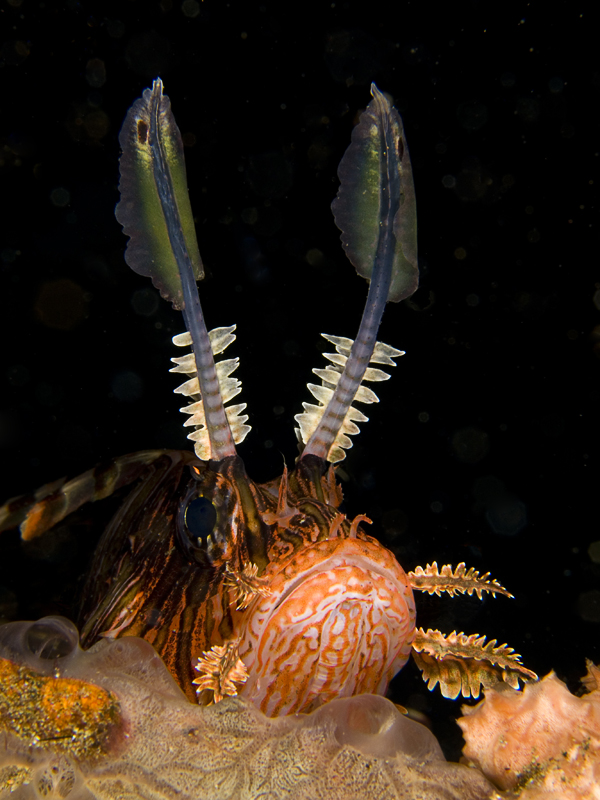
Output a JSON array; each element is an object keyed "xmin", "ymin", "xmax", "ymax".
[
  {"xmin": 295, "ymin": 334, "xmax": 404, "ymax": 463},
  {"xmin": 300, "ymin": 85, "xmax": 417, "ymax": 464},
  {"xmin": 0, "ymin": 451, "xmax": 169, "ymax": 541},
  {"xmin": 116, "ymin": 79, "xmax": 239, "ymax": 461},
  {"xmin": 171, "ymin": 326, "xmax": 250, "ymax": 460}
]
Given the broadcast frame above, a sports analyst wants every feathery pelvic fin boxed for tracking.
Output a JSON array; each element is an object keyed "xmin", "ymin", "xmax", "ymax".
[
  {"xmin": 295, "ymin": 334, "xmax": 404, "ymax": 463},
  {"xmin": 171, "ymin": 326, "xmax": 250, "ymax": 461},
  {"xmin": 408, "ymin": 562, "xmax": 514, "ymax": 600},
  {"xmin": 412, "ymin": 628, "xmax": 538, "ymax": 700}
]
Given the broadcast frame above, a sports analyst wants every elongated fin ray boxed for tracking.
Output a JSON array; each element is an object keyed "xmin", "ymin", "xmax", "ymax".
[
  {"xmin": 300, "ymin": 85, "xmax": 417, "ymax": 462},
  {"xmin": 116, "ymin": 79, "xmax": 239, "ymax": 461}
]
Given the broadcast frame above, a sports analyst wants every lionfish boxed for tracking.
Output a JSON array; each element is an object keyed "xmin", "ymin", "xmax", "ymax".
[{"xmin": 0, "ymin": 81, "xmax": 536, "ymax": 716}]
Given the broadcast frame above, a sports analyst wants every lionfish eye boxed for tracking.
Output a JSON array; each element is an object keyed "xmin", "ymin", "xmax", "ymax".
[{"xmin": 184, "ymin": 496, "xmax": 217, "ymax": 543}]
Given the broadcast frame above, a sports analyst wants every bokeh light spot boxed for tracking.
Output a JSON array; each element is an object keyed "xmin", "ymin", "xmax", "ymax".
[
  {"xmin": 451, "ymin": 427, "xmax": 489, "ymax": 464},
  {"xmin": 34, "ymin": 279, "xmax": 88, "ymax": 331},
  {"xmin": 111, "ymin": 370, "xmax": 144, "ymax": 403},
  {"xmin": 578, "ymin": 590, "xmax": 600, "ymax": 623}
]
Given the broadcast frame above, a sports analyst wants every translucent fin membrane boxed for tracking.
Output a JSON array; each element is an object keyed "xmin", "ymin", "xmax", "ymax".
[
  {"xmin": 295, "ymin": 333, "xmax": 404, "ymax": 463},
  {"xmin": 171, "ymin": 325, "xmax": 251, "ymax": 460},
  {"xmin": 299, "ymin": 85, "xmax": 417, "ymax": 464}
]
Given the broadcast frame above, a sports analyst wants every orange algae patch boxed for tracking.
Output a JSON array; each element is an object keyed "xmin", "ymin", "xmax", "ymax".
[{"xmin": 0, "ymin": 657, "xmax": 121, "ymax": 759}]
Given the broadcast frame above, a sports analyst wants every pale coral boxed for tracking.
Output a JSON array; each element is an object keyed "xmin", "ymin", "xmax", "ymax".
[
  {"xmin": 458, "ymin": 664, "xmax": 600, "ymax": 798},
  {"xmin": 0, "ymin": 617, "xmax": 495, "ymax": 800}
]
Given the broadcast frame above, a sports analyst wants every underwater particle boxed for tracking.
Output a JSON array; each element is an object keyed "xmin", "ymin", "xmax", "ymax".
[
  {"xmin": 84, "ymin": 109, "xmax": 110, "ymax": 141},
  {"xmin": 442, "ymin": 175, "xmax": 456, "ymax": 188},
  {"xmin": 515, "ymin": 97, "xmax": 540, "ymax": 123},
  {"xmin": 125, "ymin": 31, "xmax": 173, "ymax": 78},
  {"xmin": 537, "ymin": 412, "xmax": 565, "ymax": 437},
  {"xmin": 241, "ymin": 206, "xmax": 258, "ymax": 225},
  {"xmin": 35, "ymin": 381, "xmax": 65, "ymax": 408},
  {"xmin": 0, "ymin": 658, "xmax": 121, "ymax": 759},
  {"xmin": 472, "ymin": 475, "xmax": 527, "ymax": 536},
  {"xmin": 454, "ymin": 158, "xmax": 494, "ymax": 202},
  {"xmin": 456, "ymin": 102, "xmax": 488, "ymax": 131},
  {"xmin": 85, "ymin": 58, "xmax": 106, "ymax": 88},
  {"xmin": 578, "ymin": 590, "xmax": 600, "ymax": 623},
  {"xmin": 381, "ymin": 509, "xmax": 408, "ymax": 541},
  {"xmin": 111, "ymin": 370, "xmax": 144, "ymax": 403},
  {"xmin": 34, "ymin": 279, "xmax": 88, "ymax": 331},
  {"xmin": 451, "ymin": 427, "xmax": 489, "ymax": 464},
  {"xmin": 465, "ymin": 293, "xmax": 479, "ymax": 307},
  {"xmin": 324, "ymin": 29, "xmax": 395, "ymax": 85},
  {"xmin": 500, "ymin": 72, "xmax": 516, "ymax": 88},
  {"xmin": 6, "ymin": 364, "xmax": 30, "ymax": 387},
  {"xmin": 106, "ymin": 19, "xmax": 125, "ymax": 38},
  {"xmin": 0, "ymin": 39, "xmax": 29, "ymax": 66},
  {"xmin": 131, "ymin": 287, "xmax": 159, "ymax": 317},
  {"xmin": 50, "ymin": 187, "xmax": 70, "ymax": 207},
  {"xmin": 181, "ymin": 0, "xmax": 200, "ymax": 17},
  {"xmin": 246, "ymin": 152, "xmax": 293, "ymax": 199},
  {"xmin": 588, "ymin": 541, "xmax": 600, "ymax": 564},
  {"xmin": 307, "ymin": 139, "xmax": 332, "ymax": 170},
  {"xmin": 418, "ymin": 412, "xmax": 429, "ymax": 423},
  {"xmin": 306, "ymin": 248, "xmax": 324, "ymax": 266},
  {"xmin": 0, "ymin": 586, "xmax": 18, "ymax": 622},
  {"xmin": 485, "ymin": 497, "xmax": 527, "ymax": 536},
  {"xmin": 0, "ymin": 247, "xmax": 19, "ymax": 264}
]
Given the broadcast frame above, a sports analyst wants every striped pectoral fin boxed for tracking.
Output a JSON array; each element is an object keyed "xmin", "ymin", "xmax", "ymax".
[
  {"xmin": 0, "ymin": 451, "xmax": 168, "ymax": 541},
  {"xmin": 412, "ymin": 628, "xmax": 538, "ymax": 700}
]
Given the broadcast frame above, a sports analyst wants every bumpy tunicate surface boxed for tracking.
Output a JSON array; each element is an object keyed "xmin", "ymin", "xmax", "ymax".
[
  {"xmin": 0, "ymin": 617, "xmax": 494, "ymax": 800},
  {"xmin": 459, "ymin": 667, "xmax": 600, "ymax": 799}
]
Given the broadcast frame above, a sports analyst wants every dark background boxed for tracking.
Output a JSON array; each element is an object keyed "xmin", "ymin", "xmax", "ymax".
[{"xmin": 0, "ymin": 0, "xmax": 598, "ymax": 758}]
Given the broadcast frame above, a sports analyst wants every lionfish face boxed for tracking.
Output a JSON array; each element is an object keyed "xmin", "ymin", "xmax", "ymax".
[
  {"xmin": 226, "ymin": 456, "xmax": 417, "ymax": 717},
  {"xmin": 237, "ymin": 530, "xmax": 416, "ymax": 716}
]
